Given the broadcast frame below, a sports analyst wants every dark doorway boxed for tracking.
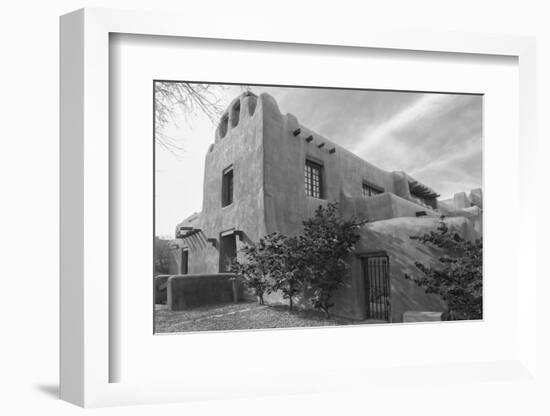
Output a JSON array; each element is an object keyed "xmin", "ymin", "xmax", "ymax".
[
  {"xmin": 219, "ymin": 234, "xmax": 237, "ymax": 272},
  {"xmin": 362, "ymin": 253, "xmax": 391, "ymax": 321},
  {"xmin": 181, "ymin": 249, "xmax": 188, "ymax": 274}
]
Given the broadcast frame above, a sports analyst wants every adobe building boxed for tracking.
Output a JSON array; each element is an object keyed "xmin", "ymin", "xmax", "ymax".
[{"xmin": 166, "ymin": 91, "xmax": 482, "ymax": 323}]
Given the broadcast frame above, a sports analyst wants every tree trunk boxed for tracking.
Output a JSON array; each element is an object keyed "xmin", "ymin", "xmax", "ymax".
[{"xmin": 289, "ymin": 296, "xmax": 293, "ymax": 311}]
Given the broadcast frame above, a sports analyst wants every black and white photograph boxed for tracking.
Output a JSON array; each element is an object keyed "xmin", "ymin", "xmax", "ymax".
[{"xmin": 153, "ymin": 82, "xmax": 483, "ymax": 333}]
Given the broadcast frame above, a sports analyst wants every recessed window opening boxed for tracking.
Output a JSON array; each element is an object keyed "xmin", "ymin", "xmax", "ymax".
[
  {"xmin": 362, "ymin": 182, "xmax": 383, "ymax": 198},
  {"xmin": 231, "ymin": 101, "xmax": 240, "ymax": 128},
  {"xmin": 222, "ymin": 166, "xmax": 234, "ymax": 207},
  {"xmin": 219, "ymin": 115, "xmax": 228, "ymax": 138},
  {"xmin": 305, "ymin": 160, "xmax": 323, "ymax": 199},
  {"xmin": 248, "ymin": 95, "xmax": 257, "ymax": 116}
]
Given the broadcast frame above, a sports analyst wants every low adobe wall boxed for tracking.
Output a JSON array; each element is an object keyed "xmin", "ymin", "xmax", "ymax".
[
  {"xmin": 167, "ymin": 273, "xmax": 244, "ymax": 311},
  {"xmin": 154, "ymin": 275, "xmax": 171, "ymax": 304}
]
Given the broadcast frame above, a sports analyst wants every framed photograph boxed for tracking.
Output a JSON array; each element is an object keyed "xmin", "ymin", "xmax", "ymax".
[{"xmin": 60, "ymin": 8, "xmax": 537, "ymax": 407}]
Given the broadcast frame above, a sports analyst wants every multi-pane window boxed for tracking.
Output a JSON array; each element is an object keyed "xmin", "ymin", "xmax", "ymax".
[
  {"xmin": 362, "ymin": 182, "xmax": 383, "ymax": 198},
  {"xmin": 222, "ymin": 166, "xmax": 234, "ymax": 207},
  {"xmin": 305, "ymin": 160, "xmax": 323, "ymax": 199}
]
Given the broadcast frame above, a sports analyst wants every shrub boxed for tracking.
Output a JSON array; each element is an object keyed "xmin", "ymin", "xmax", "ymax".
[
  {"xmin": 231, "ymin": 233, "xmax": 303, "ymax": 308},
  {"xmin": 299, "ymin": 204, "xmax": 364, "ymax": 317},
  {"xmin": 229, "ymin": 236, "xmax": 274, "ymax": 305},
  {"xmin": 265, "ymin": 234, "xmax": 304, "ymax": 311},
  {"xmin": 154, "ymin": 237, "xmax": 172, "ymax": 275},
  {"xmin": 405, "ymin": 216, "xmax": 483, "ymax": 320},
  {"xmin": 232, "ymin": 203, "xmax": 364, "ymax": 316}
]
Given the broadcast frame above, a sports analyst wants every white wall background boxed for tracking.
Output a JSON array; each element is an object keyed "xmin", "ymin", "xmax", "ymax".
[{"xmin": 0, "ymin": 1, "xmax": 549, "ymax": 415}]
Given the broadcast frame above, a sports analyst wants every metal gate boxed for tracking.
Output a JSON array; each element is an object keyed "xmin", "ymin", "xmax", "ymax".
[{"xmin": 362, "ymin": 253, "xmax": 391, "ymax": 321}]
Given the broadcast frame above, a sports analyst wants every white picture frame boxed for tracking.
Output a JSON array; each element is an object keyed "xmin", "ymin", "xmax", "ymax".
[{"xmin": 60, "ymin": 8, "xmax": 537, "ymax": 407}]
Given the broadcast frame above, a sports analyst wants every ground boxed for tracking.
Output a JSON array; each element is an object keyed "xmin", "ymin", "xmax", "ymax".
[{"xmin": 154, "ymin": 301, "xmax": 376, "ymax": 333}]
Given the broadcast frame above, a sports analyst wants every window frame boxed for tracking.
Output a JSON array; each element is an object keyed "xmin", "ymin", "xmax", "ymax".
[
  {"xmin": 219, "ymin": 114, "xmax": 229, "ymax": 138},
  {"xmin": 362, "ymin": 181, "xmax": 384, "ymax": 198},
  {"xmin": 231, "ymin": 101, "xmax": 240, "ymax": 127},
  {"xmin": 305, "ymin": 159, "xmax": 324, "ymax": 199},
  {"xmin": 221, "ymin": 165, "xmax": 234, "ymax": 207}
]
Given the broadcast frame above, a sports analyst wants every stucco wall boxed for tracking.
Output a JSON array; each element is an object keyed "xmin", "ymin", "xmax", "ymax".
[
  {"xmin": 258, "ymin": 93, "xmax": 437, "ymax": 237},
  {"xmin": 199, "ymin": 93, "xmax": 268, "ymax": 243},
  {"xmin": 350, "ymin": 216, "xmax": 480, "ymax": 322},
  {"xmin": 260, "ymin": 93, "xmax": 411, "ymax": 236},
  {"xmin": 179, "ymin": 93, "xmax": 270, "ymax": 274},
  {"xmin": 439, "ymin": 188, "xmax": 483, "ymax": 214},
  {"xmin": 339, "ymin": 192, "xmax": 439, "ymax": 223}
]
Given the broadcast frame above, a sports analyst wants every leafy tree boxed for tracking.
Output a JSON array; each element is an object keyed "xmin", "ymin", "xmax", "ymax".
[
  {"xmin": 229, "ymin": 239, "xmax": 272, "ymax": 305},
  {"xmin": 266, "ymin": 234, "xmax": 305, "ymax": 311},
  {"xmin": 405, "ymin": 217, "xmax": 483, "ymax": 320},
  {"xmin": 231, "ymin": 204, "xmax": 364, "ymax": 316},
  {"xmin": 231, "ymin": 233, "xmax": 304, "ymax": 310},
  {"xmin": 154, "ymin": 237, "xmax": 172, "ymax": 275},
  {"xmin": 299, "ymin": 203, "xmax": 365, "ymax": 318}
]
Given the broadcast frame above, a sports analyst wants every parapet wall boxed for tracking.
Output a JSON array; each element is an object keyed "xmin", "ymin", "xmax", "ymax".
[
  {"xmin": 439, "ymin": 188, "xmax": 483, "ymax": 213},
  {"xmin": 340, "ymin": 192, "xmax": 439, "ymax": 223}
]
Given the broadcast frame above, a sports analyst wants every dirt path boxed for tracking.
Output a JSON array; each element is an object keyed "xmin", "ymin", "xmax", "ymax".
[{"xmin": 154, "ymin": 302, "xmax": 364, "ymax": 333}]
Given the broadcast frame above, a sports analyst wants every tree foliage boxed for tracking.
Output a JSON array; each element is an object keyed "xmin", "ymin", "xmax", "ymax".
[
  {"xmin": 154, "ymin": 237, "xmax": 172, "ymax": 275},
  {"xmin": 265, "ymin": 234, "xmax": 304, "ymax": 311},
  {"xmin": 298, "ymin": 204, "xmax": 365, "ymax": 317},
  {"xmin": 229, "ymin": 237, "xmax": 273, "ymax": 305},
  {"xmin": 232, "ymin": 203, "xmax": 364, "ymax": 317},
  {"xmin": 405, "ymin": 217, "xmax": 483, "ymax": 320}
]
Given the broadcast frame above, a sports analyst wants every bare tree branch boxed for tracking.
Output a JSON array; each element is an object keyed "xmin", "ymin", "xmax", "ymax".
[{"xmin": 154, "ymin": 82, "xmax": 226, "ymax": 156}]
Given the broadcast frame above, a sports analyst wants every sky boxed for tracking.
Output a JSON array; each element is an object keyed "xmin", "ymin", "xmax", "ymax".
[{"xmin": 155, "ymin": 83, "xmax": 482, "ymax": 237}]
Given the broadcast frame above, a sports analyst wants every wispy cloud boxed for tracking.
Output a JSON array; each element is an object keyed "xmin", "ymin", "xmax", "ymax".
[
  {"xmin": 408, "ymin": 134, "xmax": 481, "ymax": 177},
  {"xmin": 352, "ymin": 94, "xmax": 459, "ymax": 157}
]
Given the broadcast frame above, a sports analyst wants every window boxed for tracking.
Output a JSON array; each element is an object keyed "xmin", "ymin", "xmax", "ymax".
[
  {"xmin": 362, "ymin": 182, "xmax": 383, "ymax": 198},
  {"xmin": 305, "ymin": 160, "xmax": 323, "ymax": 198},
  {"xmin": 222, "ymin": 166, "xmax": 234, "ymax": 207},
  {"xmin": 219, "ymin": 114, "xmax": 228, "ymax": 138},
  {"xmin": 247, "ymin": 94, "xmax": 257, "ymax": 116},
  {"xmin": 231, "ymin": 101, "xmax": 240, "ymax": 127}
]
